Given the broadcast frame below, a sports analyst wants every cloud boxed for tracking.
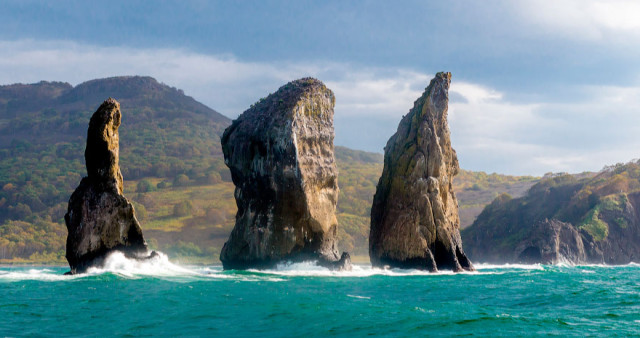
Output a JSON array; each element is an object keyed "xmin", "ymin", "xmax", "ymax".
[
  {"xmin": 2, "ymin": 39, "xmax": 640, "ymax": 175},
  {"xmin": 0, "ymin": 40, "xmax": 425, "ymax": 119},
  {"xmin": 514, "ymin": 0, "xmax": 640, "ymax": 41},
  {"xmin": 450, "ymin": 81, "xmax": 640, "ymax": 175}
]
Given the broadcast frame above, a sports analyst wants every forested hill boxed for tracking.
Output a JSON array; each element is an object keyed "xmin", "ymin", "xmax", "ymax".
[
  {"xmin": 0, "ymin": 76, "xmax": 537, "ymax": 263},
  {"xmin": 0, "ymin": 76, "xmax": 233, "ymax": 261},
  {"xmin": 462, "ymin": 163, "xmax": 640, "ymax": 264},
  {"xmin": 0, "ymin": 75, "xmax": 230, "ymax": 213}
]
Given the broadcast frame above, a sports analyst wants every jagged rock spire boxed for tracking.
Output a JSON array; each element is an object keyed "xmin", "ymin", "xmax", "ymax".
[
  {"xmin": 369, "ymin": 72, "xmax": 473, "ymax": 272},
  {"xmin": 64, "ymin": 98, "xmax": 152, "ymax": 274}
]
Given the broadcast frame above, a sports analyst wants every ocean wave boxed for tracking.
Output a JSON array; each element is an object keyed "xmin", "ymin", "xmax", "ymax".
[
  {"xmin": 84, "ymin": 252, "xmax": 289, "ymax": 282},
  {"xmin": 3, "ymin": 255, "xmax": 640, "ymax": 282},
  {"xmin": 248, "ymin": 261, "xmax": 502, "ymax": 277},
  {"xmin": 0, "ymin": 267, "xmax": 80, "ymax": 282},
  {"xmin": 474, "ymin": 261, "xmax": 640, "ymax": 270},
  {"xmin": 0, "ymin": 252, "xmax": 289, "ymax": 282},
  {"xmin": 473, "ymin": 263, "xmax": 545, "ymax": 270},
  {"xmin": 85, "ymin": 251, "xmax": 198, "ymax": 278}
]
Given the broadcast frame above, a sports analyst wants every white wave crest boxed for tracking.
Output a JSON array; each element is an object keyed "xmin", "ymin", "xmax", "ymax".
[
  {"xmin": 347, "ymin": 294, "xmax": 371, "ymax": 299},
  {"xmin": 0, "ymin": 268, "xmax": 78, "ymax": 282},
  {"xmin": 248, "ymin": 261, "xmax": 487, "ymax": 277},
  {"xmin": 474, "ymin": 261, "xmax": 640, "ymax": 270},
  {"xmin": 0, "ymin": 252, "xmax": 285, "ymax": 282},
  {"xmin": 473, "ymin": 263, "xmax": 545, "ymax": 270},
  {"xmin": 85, "ymin": 251, "xmax": 197, "ymax": 278},
  {"xmin": 4, "ymin": 256, "xmax": 639, "ymax": 282},
  {"xmin": 84, "ymin": 252, "xmax": 286, "ymax": 281}
]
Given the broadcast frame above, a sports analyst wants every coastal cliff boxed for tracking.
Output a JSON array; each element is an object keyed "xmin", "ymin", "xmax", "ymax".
[
  {"xmin": 65, "ymin": 98, "xmax": 153, "ymax": 274},
  {"xmin": 219, "ymin": 78, "xmax": 351, "ymax": 270},
  {"xmin": 463, "ymin": 165, "xmax": 640, "ymax": 264},
  {"xmin": 369, "ymin": 72, "xmax": 473, "ymax": 272}
]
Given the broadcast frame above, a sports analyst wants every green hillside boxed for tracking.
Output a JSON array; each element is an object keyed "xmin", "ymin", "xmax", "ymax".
[
  {"xmin": 455, "ymin": 170, "xmax": 539, "ymax": 227},
  {"xmin": 0, "ymin": 76, "xmax": 537, "ymax": 264},
  {"xmin": 0, "ymin": 76, "xmax": 230, "ymax": 263},
  {"xmin": 461, "ymin": 163, "xmax": 640, "ymax": 263}
]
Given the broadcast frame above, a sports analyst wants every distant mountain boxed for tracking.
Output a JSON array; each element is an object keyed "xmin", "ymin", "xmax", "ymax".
[
  {"xmin": 0, "ymin": 76, "xmax": 535, "ymax": 263},
  {"xmin": 463, "ymin": 162, "xmax": 640, "ymax": 264}
]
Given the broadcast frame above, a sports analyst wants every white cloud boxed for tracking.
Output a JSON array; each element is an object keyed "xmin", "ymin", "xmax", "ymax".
[
  {"xmin": 450, "ymin": 81, "xmax": 640, "ymax": 175},
  {"xmin": 514, "ymin": 0, "xmax": 640, "ymax": 41},
  {"xmin": 2, "ymin": 39, "xmax": 640, "ymax": 175},
  {"xmin": 326, "ymin": 70, "xmax": 430, "ymax": 115},
  {"xmin": 450, "ymin": 82, "xmax": 503, "ymax": 104},
  {"xmin": 0, "ymin": 40, "xmax": 427, "ymax": 119}
]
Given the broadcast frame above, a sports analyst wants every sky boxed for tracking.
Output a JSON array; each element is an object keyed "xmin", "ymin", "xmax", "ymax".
[{"xmin": 1, "ymin": 0, "xmax": 640, "ymax": 175}]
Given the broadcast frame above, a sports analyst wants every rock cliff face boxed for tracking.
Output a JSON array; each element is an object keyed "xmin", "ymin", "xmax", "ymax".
[
  {"xmin": 65, "ymin": 98, "xmax": 152, "ymax": 274},
  {"xmin": 462, "ymin": 168, "xmax": 640, "ymax": 265},
  {"xmin": 514, "ymin": 219, "xmax": 588, "ymax": 264},
  {"xmin": 220, "ymin": 78, "xmax": 351, "ymax": 270},
  {"xmin": 369, "ymin": 72, "xmax": 473, "ymax": 272}
]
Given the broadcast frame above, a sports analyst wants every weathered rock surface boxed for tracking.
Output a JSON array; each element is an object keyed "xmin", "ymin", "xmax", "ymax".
[
  {"xmin": 65, "ymin": 98, "xmax": 153, "ymax": 274},
  {"xmin": 369, "ymin": 72, "xmax": 473, "ymax": 272},
  {"xmin": 462, "ymin": 169, "xmax": 640, "ymax": 265},
  {"xmin": 220, "ymin": 78, "xmax": 351, "ymax": 270},
  {"xmin": 515, "ymin": 219, "xmax": 588, "ymax": 264}
]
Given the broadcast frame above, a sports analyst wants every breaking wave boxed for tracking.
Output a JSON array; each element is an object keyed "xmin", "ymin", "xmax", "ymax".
[{"xmin": 1, "ymin": 254, "xmax": 639, "ymax": 282}]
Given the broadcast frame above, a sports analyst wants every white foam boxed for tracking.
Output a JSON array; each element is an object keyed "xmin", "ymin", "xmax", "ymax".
[
  {"xmin": 85, "ymin": 251, "xmax": 197, "ymax": 278},
  {"xmin": 248, "ymin": 261, "xmax": 487, "ymax": 277},
  {"xmin": 85, "ymin": 252, "xmax": 285, "ymax": 281},
  {"xmin": 473, "ymin": 263, "xmax": 545, "ymax": 270},
  {"xmin": 347, "ymin": 294, "xmax": 371, "ymax": 299},
  {"xmin": 0, "ymin": 268, "xmax": 80, "ymax": 282},
  {"xmin": 5, "ymin": 255, "xmax": 637, "ymax": 282},
  {"xmin": 0, "ymin": 252, "xmax": 284, "ymax": 282}
]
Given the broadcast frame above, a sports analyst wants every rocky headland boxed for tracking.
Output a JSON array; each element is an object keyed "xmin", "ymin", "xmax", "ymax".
[
  {"xmin": 463, "ymin": 165, "xmax": 640, "ymax": 264},
  {"xmin": 369, "ymin": 72, "xmax": 473, "ymax": 272},
  {"xmin": 65, "ymin": 98, "xmax": 155, "ymax": 274},
  {"xmin": 219, "ymin": 78, "xmax": 351, "ymax": 270}
]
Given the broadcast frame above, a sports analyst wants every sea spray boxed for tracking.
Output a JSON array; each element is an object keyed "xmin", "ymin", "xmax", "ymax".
[{"xmin": 85, "ymin": 251, "xmax": 197, "ymax": 278}]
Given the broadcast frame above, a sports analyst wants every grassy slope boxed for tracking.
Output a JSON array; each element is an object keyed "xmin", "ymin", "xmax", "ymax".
[
  {"xmin": 455, "ymin": 170, "xmax": 539, "ymax": 228},
  {"xmin": 123, "ymin": 149, "xmax": 382, "ymax": 264},
  {"xmin": 123, "ymin": 154, "xmax": 537, "ymax": 264}
]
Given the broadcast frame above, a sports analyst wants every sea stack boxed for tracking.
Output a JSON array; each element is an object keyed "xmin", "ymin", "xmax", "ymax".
[
  {"xmin": 369, "ymin": 72, "xmax": 473, "ymax": 272},
  {"xmin": 65, "ymin": 98, "xmax": 153, "ymax": 274},
  {"xmin": 220, "ymin": 78, "xmax": 351, "ymax": 270}
]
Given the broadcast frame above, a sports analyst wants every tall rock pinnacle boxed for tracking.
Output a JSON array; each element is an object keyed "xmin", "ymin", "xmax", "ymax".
[
  {"xmin": 84, "ymin": 98, "xmax": 124, "ymax": 194},
  {"xmin": 64, "ymin": 98, "xmax": 153, "ymax": 274},
  {"xmin": 220, "ymin": 78, "xmax": 351, "ymax": 270},
  {"xmin": 369, "ymin": 72, "xmax": 473, "ymax": 272}
]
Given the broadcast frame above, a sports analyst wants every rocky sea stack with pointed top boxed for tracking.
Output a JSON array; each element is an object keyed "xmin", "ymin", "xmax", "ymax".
[
  {"xmin": 369, "ymin": 72, "xmax": 473, "ymax": 272},
  {"xmin": 65, "ymin": 98, "xmax": 154, "ymax": 274},
  {"xmin": 220, "ymin": 78, "xmax": 351, "ymax": 270}
]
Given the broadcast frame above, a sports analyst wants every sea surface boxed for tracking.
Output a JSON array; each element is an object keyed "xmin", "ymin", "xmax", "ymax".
[{"xmin": 1, "ymin": 253, "xmax": 639, "ymax": 336}]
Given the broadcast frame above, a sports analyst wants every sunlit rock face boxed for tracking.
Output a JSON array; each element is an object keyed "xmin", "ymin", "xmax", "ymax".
[
  {"xmin": 369, "ymin": 72, "xmax": 473, "ymax": 272},
  {"xmin": 65, "ymin": 98, "xmax": 152, "ymax": 274},
  {"xmin": 220, "ymin": 78, "xmax": 350, "ymax": 270}
]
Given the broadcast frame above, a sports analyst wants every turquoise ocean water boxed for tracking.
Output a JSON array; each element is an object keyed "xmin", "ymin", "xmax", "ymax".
[{"xmin": 1, "ymin": 252, "xmax": 639, "ymax": 336}]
